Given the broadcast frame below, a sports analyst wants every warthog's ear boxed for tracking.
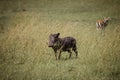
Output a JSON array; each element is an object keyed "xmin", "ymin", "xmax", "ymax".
[
  {"xmin": 56, "ymin": 33, "xmax": 60, "ymax": 38},
  {"xmin": 57, "ymin": 33, "xmax": 60, "ymax": 35}
]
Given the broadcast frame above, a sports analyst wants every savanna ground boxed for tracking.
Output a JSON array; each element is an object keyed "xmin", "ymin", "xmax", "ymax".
[{"xmin": 0, "ymin": 0, "xmax": 120, "ymax": 80}]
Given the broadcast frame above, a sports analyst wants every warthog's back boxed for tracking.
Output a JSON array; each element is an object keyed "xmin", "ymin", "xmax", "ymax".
[{"xmin": 61, "ymin": 37, "xmax": 76, "ymax": 51}]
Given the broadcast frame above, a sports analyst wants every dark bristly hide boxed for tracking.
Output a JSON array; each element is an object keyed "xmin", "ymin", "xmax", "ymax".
[{"xmin": 48, "ymin": 33, "xmax": 78, "ymax": 60}]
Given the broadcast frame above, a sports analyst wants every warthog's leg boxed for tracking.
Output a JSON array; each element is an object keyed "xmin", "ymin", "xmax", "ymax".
[
  {"xmin": 74, "ymin": 50, "xmax": 78, "ymax": 58},
  {"xmin": 54, "ymin": 53, "xmax": 57, "ymax": 60},
  {"xmin": 58, "ymin": 51, "xmax": 61, "ymax": 60},
  {"xmin": 72, "ymin": 45, "xmax": 78, "ymax": 58},
  {"xmin": 53, "ymin": 48, "xmax": 58, "ymax": 60},
  {"xmin": 68, "ymin": 49, "xmax": 72, "ymax": 59},
  {"xmin": 57, "ymin": 45, "xmax": 64, "ymax": 60},
  {"xmin": 57, "ymin": 50, "xmax": 61, "ymax": 60}
]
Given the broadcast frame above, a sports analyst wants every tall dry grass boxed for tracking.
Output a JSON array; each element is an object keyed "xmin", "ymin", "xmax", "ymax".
[{"xmin": 0, "ymin": 0, "xmax": 120, "ymax": 80}]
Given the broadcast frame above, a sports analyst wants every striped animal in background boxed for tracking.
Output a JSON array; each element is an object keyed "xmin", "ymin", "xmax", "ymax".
[{"xmin": 96, "ymin": 17, "xmax": 111, "ymax": 30}]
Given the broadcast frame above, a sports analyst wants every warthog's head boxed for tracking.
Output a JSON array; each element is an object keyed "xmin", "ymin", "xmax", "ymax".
[{"xmin": 48, "ymin": 33, "xmax": 60, "ymax": 47}]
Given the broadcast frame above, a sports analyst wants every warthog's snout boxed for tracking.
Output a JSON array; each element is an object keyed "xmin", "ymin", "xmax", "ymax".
[
  {"xmin": 47, "ymin": 42, "xmax": 53, "ymax": 47},
  {"xmin": 48, "ymin": 43, "xmax": 54, "ymax": 47},
  {"xmin": 48, "ymin": 45, "xmax": 53, "ymax": 47}
]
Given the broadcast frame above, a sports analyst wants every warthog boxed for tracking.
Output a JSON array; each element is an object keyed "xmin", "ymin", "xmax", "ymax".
[{"xmin": 48, "ymin": 33, "xmax": 78, "ymax": 60}]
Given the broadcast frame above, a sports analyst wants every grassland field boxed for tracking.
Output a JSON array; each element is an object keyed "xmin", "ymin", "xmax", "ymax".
[{"xmin": 0, "ymin": 0, "xmax": 120, "ymax": 80}]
